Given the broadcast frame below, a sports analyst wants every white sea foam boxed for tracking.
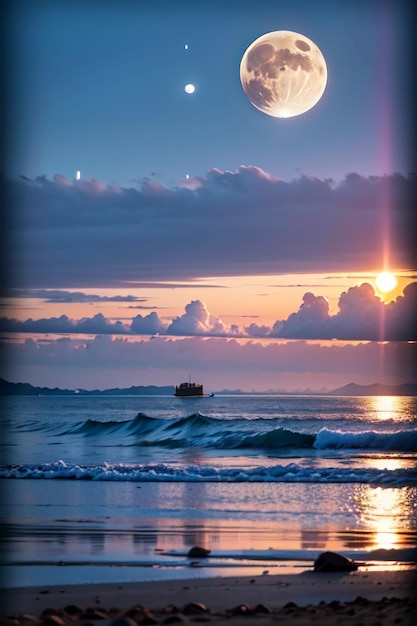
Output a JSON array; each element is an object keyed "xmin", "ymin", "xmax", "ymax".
[
  {"xmin": 2, "ymin": 461, "xmax": 416, "ymax": 486},
  {"xmin": 314, "ymin": 428, "xmax": 417, "ymax": 451}
]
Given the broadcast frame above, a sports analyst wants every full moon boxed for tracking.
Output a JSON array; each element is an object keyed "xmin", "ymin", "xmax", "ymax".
[
  {"xmin": 375, "ymin": 272, "xmax": 397, "ymax": 293},
  {"xmin": 240, "ymin": 30, "xmax": 327, "ymax": 118},
  {"xmin": 184, "ymin": 83, "xmax": 195, "ymax": 94}
]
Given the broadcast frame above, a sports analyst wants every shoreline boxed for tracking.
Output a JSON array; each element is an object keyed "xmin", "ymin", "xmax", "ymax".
[{"xmin": 2, "ymin": 569, "xmax": 417, "ymax": 624}]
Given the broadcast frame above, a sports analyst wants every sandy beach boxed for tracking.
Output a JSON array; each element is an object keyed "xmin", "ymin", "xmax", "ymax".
[{"xmin": 1, "ymin": 568, "xmax": 416, "ymax": 625}]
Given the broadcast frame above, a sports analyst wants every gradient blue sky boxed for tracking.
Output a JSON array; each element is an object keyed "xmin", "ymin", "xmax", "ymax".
[
  {"xmin": 7, "ymin": 0, "xmax": 412, "ymax": 185},
  {"xmin": 2, "ymin": 0, "xmax": 416, "ymax": 392}
]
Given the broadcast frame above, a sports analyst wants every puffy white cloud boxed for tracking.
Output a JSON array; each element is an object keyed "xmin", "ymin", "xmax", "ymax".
[
  {"xmin": 167, "ymin": 300, "xmax": 230, "ymax": 336},
  {"xmin": 0, "ymin": 313, "xmax": 130, "ymax": 335},
  {"xmin": 243, "ymin": 322, "xmax": 271, "ymax": 337},
  {"xmin": 131, "ymin": 311, "xmax": 165, "ymax": 335},
  {"xmin": 274, "ymin": 282, "xmax": 417, "ymax": 341},
  {"xmin": 273, "ymin": 293, "xmax": 330, "ymax": 339},
  {"xmin": 326, "ymin": 284, "xmax": 385, "ymax": 340},
  {"xmin": 1, "ymin": 283, "xmax": 416, "ymax": 341}
]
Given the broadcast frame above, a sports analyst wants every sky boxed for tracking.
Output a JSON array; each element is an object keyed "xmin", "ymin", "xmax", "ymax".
[{"xmin": 1, "ymin": 0, "xmax": 416, "ymax": 392}]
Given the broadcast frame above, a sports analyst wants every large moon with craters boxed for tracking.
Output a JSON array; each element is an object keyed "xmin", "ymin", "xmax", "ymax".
[{"xmin": 240, "ymin": 30, "xmax": 327, "ymax": 118}]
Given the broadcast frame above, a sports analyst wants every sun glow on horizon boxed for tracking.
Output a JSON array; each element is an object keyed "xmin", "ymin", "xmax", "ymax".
[{"xmin": 375, "ymin": 272, "xmax": 397, "ymax": 293}]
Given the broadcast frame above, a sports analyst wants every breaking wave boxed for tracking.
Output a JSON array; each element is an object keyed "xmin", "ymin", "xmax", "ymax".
[{"xmin": 25, "ymin": 412, "xmax": 417, "ymax": 453}]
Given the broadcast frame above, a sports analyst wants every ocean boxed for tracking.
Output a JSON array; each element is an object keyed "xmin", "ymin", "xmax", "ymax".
[{"xmin": 1, "ymin": 394, "xmax": 416, "ymax": 588}]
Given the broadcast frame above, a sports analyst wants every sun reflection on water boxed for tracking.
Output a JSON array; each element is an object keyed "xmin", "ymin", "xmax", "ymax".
[
  {"xmin": 371, "ymin": 395, "xmax": 399, "ymax": 420},
  {"xmin": 367, "ymin": 395, "xmax": 416, "ymax": 424},
  {"xmin": 366, "ymin": 457, "xmax": 412, "ymax": 471},
  {"xmin": 353, "ymin": 485, "xmax": 413, "ymax": 550}
]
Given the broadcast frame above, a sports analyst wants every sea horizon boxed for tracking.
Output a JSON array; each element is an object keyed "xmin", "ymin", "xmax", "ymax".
[{"xmin": 2, "ymin": 377, "xmax": 417, "ymax": 397}]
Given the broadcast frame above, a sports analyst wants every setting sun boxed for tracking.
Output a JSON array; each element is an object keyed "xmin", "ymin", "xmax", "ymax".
[{"xmin": 375, "ymin": 272, "xmax": 398, "ymax": 293}]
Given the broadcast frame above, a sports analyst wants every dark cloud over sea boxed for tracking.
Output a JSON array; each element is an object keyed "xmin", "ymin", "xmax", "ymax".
[{"xmin": 4, "ymin": 168, "xmax": 415, "ymax": 288}]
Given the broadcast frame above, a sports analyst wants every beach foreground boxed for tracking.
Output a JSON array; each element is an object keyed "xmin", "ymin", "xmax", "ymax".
[{"xmin": 1, "ymin": 569, "xmax": 416, "ymax": 625}]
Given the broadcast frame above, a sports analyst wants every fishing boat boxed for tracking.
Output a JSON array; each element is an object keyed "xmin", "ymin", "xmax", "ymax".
[{"xmin": 175, "ymin": 376, "xmax": 214, "ymax": 398}]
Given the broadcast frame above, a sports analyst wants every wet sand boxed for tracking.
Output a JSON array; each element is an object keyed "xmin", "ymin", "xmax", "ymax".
[{"xmin": 1, "ymin": 568, "xmax": 416, "ymax": 625}]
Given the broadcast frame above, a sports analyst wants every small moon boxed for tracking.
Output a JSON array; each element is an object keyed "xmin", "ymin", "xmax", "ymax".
[
  {"xmin": 76, "ymin": 170, "xmax": 81, "ymax": 180},
  {"xmin": 240, "ymin": 30, "xmax": 327, "ymax": 118},
  {"xmin": 184, "ymin": 44, "xmax": 189, "ymax": 50},
  {"xmin": 184, "ymin": 83, "xmax": 195, "ymax": 94}
]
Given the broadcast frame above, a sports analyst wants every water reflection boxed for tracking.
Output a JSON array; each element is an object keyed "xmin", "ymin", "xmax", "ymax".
[
  {"xmin": 372, "ymin": 395, "xmax": 397, "ymax": 421},
  {"xmin": 351, "ymin": 485, "xmax": 415, "ymax": 550},
  {"xmin": 366, "ymin": 457, "xmax": 411, "ymax": 471},
  {"xmin": 3, "ymin": 481, "xmax": 416, "ymax": 568},
  {"xmin": 369, "ymin": 395, "xmax": 413, "ymax": 422}
]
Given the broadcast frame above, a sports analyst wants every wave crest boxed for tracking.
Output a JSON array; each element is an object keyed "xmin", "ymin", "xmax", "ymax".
[
  {"xmin": 2, "ymin": 461, "xmax": 416, "ymax": 486},
  {"xmin": 314, "ymin": 428, "xmax": 417, "ymax": 452},
  {"xmin": 23, "ymin": 413, "xmax": 417, "ymax": 453}
]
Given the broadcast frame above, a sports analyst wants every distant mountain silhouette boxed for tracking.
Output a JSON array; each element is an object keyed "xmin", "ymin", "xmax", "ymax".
[
  {"xmin": 1, "ymin": 378, "xmax": 416, "ymax": 396},
  {"xmin": 327, "ymin": 382, "xmax": 417, "ymax": 396},
  {"xmin": 0, "ymin": 378, "xmax": 174, "ymax": 396}
]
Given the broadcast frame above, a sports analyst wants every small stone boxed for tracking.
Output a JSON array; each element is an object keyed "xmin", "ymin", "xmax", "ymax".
[
  {"xmin": 64, "ymin": 605, "xmax": 82, "ymax": 617},
  {"xmin": 163, "ymin": 605, "xmax": 180, "ymax": 614},
  {"xmin": 230, "ymin": 604, "xmax": 251, "ymax": 615},
  {"xmin": 187, "ymin": 547, "xmax": 211, "ymax": 558},
  {"xmin": 314, "ymin": 551, "xmax": 358, "ymax": 572},
  {"xmin": 182, "ymin": 602, "xmax": 209, "ymax": 615},
  {"xmin": 40, "ymin": 616, "xmax": 65, "ymax": 626},
  {"xmin": 19, "ymin": 614, "xmax": 39, "ymax": 622},
  {"xmin": 283, "ymin": 602, "xmax": 298, "ymax": 609},
  {"xmin": 353, "ymin": 596, "xmax": 370, "ymax": 606},
  {"xmin": 124, "ymin": 606, "xmax": 146, "ymax": 618},
  {"xmin": 81, "ymin": 608, "xmax": 109, "ymax": 620},
  {"xmin": 328, "ymin": 600, "xmax": 343, "ymax": 610}
]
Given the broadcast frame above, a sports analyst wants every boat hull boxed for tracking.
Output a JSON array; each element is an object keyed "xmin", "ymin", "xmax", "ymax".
[{"xmin": 175, "ymin": 393, "xmax": 214, "ymax": 398}]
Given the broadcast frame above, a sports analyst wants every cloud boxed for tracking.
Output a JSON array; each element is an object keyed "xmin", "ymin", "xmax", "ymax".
[
  {"xmin": 243, "ymin": 322, "xmax": 271, "ymax": 338},
  {"xmin": 6, "ymin": 289, "xmax": 145, "ymax": 304},
  {"xmin": 2, "ymin": 334, "xmax": 416, "ymax": 392},
  {"xmin": 271, "ymin": 292, "xmax": 330, "ymax": 339},
  {"xmin": 1, "ymin": 283, "xmax": 416, "ymax": 341},
  {"xmin": 5, "ymin": 169, "xmax": 416, "ymax": 288},
  {"xmin": 131, "ymin": 311, "xmax": 165, "ymax": 335},
  {"xmin": 167, "ymin": 300, "xmax": 235, "ymax": 336},
  {"xmin": 273, "ymin": 282, "xmax": 417, "ymax": 341},
  {"xmin": 0, "ymin": 313, "xmax": 130, "ymax": 335}
]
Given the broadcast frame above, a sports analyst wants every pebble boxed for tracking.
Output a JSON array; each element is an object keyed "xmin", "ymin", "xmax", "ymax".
[
  {"xmin": 2, "ymin": 594, "xmax": 416, "ymax": 625},
  {"xmin": 182, "ymin": 602, "xmax": 209, "ymax": 615}
]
